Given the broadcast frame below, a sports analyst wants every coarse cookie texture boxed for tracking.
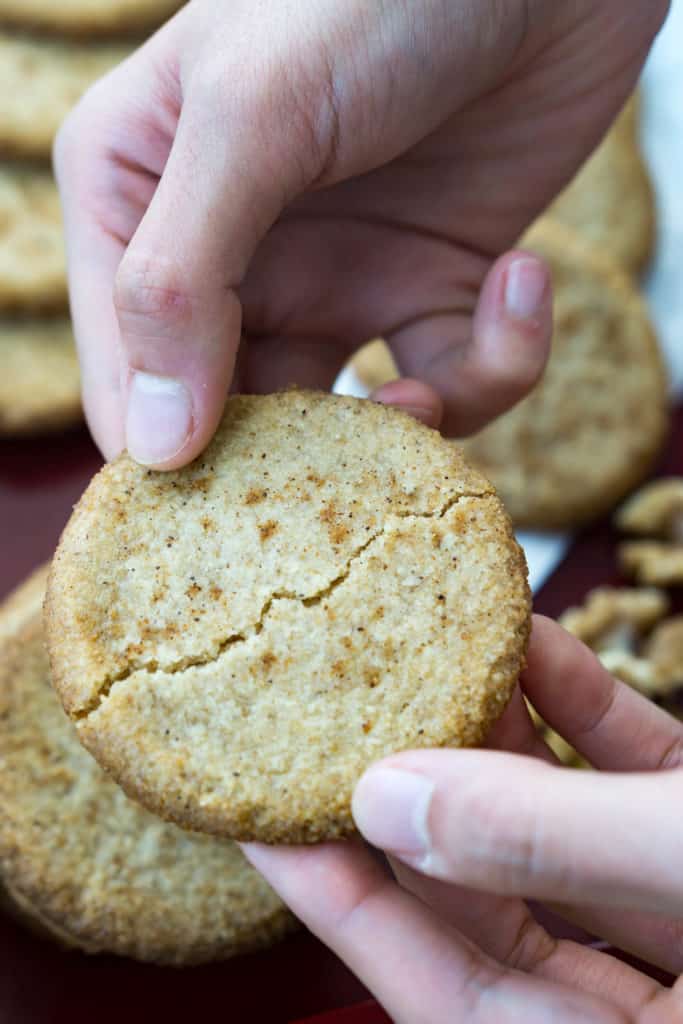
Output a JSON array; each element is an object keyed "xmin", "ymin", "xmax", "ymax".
[
  {"xmin": 46, "ymin": 391, "xmax": 531, "ymax": 844},
  {"xmin": 461, "ymin": 220, "xmax": 669, "ymax": 530},
  {"xmin": 547, "ymin": 96, "xmax": 655, "ymax": 275},
  {"xmin": 0, "ymin": 33, "xmax": 130, "ymax": 159},
  {"xmin": 0, "ymin": 319, "xmax": 81, "ymax": 435},
  {"xmin": 0, "ymin": 167, "xmax": 66, "ymax": 311},
  {"xmin": 0, "ymin": 0, "xmax": 182, "ymax": 36},
  {"xmin": 0, "ymin": 570, "xmax": 294, "ymax": 964}
]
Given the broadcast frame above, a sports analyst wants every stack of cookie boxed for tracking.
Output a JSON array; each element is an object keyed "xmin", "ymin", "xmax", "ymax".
[
  {"xmin": 0, "ymin": 1, "xmax": 180, "ymax": 436},
  {"xmin": 349, "ymin": 95, "xmax": 670, "ymax": 533}
]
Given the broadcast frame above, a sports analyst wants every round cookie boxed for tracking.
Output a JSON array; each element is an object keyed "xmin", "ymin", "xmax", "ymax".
[
  {"xmin": 46, "ymin": 391, "xmax": 531, "ymax": 844},
  {"xmin": 0, "ymin": 319, "xmax": 81, "ymax": 435},
  {"xmin": 0, "ymin": 0, "xmax": 182, "ymax": 37},
  {"xmin": 547, "ymin": 95, "xmax": 655, "ymax": 275},
  {"xmin": 0, "ymin": 32, "xmax": 130, "ymax": 160},
  {"xmin": 461, "ymin": 220, "xmax": 669, "ymax": 530},
  {"xmin": 0, "ymin": 570, "xmax": 294, "ymax": 964},
  {"xmin": 0, "ymin": 167, "xmax": 66, "ymax": 311}
]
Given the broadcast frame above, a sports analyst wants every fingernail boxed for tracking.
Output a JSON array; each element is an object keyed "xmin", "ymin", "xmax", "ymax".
[
  {"xmin": 505, "ymin": 258, "xmax": 548, "ymax": 321},
  {"xmin": 352, "ymin": 768, "xmax": 434, "ymax": 856},
  {"xmin": 125, "ymin": 371, "xmax": 193, "ymax": 466}
]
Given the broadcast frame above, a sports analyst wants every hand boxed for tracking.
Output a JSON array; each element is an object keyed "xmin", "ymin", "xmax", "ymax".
[
  {"xmin": 247, "ymin": 616, "xmax": 683, "ymax": 1023},
  {"xmin": 55, "ymin": 0, "xmax": 667, "ymax": 468}
]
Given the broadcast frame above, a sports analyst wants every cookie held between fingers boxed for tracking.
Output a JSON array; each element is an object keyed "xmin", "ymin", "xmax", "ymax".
[
  {"xmin": 0, "ymin": 319, "xmax": 81, "ymax": 435},
  {"xmin": 461, "ymin": 220, "xmax": 669, "ymax": 530},
  {"xmin": 0, "ymin": 0, "xmax": 182, "ymax": 36},
  {"xmin": 547, "ymin": 95, "xmax": 655, "ymax": 276},
  {"xmin": 0, "ymin": 33, "xmax": 130, "ymax": 159},
  {"xmin": 0, "ymin": 571, "xmax": 294, "ymax": 964},
  {"xmin": 46, "ymin": 392, "xmax": 531, "ymax": 844},
  {"xmin": 0, "ymin": 168, "xmax": 66, "ymax": 311}
]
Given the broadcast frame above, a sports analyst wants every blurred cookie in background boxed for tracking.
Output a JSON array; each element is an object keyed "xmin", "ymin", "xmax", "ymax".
[
  {"xmin": 349, "ymin": 339, "xmax": 399, "ymax": 392},
  {"xmin": 547, "ymin": 95, "xmax": 655, "ymax": 276},
  {"xmin": 0, "ymin": 167, "xmax": 65, "ymax": 311},
  {"xmin": 0, "ymin": 0, "xmax": 183, "ymax": 37},
  {"xmin": 0, "ymin": 319, "xmax": 81, "ymax": 435},
  {"xmin": 461, "ymin": 220, "xmax": 669, "ymax": 530},
  {"xmin": 0, "ymin": 32, "xmax": 130, "ymax": 159},
  {"xmin": 0, "ymin": 570, "xmax": 296, "ymax": 964}
]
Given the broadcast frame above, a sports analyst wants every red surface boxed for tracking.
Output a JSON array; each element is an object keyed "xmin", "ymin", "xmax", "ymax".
[{"xmin": 0, "ymin": 408, "xmax": 681, "ymax": 1024}]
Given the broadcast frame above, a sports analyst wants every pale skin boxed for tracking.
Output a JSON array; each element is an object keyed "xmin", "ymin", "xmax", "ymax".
[{"xmin": 55, "ymin": 0, "xmax": 680, "ymax": 1017}]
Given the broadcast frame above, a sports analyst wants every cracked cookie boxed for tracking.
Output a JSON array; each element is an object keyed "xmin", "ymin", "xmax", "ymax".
[
  {"xmin": 546, "ymin": 95, "xmax": 655, "ymax": 276},
  {"xmin": 616, "ymin": 479, "xmax": 683, "ymax": 586},
  {"xmin": 0, "ymin": 0, "xmax": 182, "ymax": 36},
  {"xmin": 0, "ymin": 167, "xmax": 66, "ymax": 311},
  {"xmin": 461, "ymin": 220, "xmax": 669, "ymax": 530},
  {"xmin": 559, "ymin": 586, "xmax": 679, "ymax": 698},
  {"xmin": 0, "ymin": 33, "xmax": 130, "ymax": 159},
  {"xmin": 0, "ymin": 569, "xmax": 294, "ymax": 964},
  {"xmin": 46, "ymin": 391, "xmax": 531, "ymax": 843},
  {"xmin": 0, "ymin": 319, "xmax": 81, "ymax": 435}
]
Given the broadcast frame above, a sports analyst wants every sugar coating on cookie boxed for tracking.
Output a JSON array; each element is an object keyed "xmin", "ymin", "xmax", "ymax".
[
  {"xmin": 0, "ymin": 571, "xmax": 294, "ymax": 964},
  {"xmin": 46, "ymin": 392, "xmax": 531, "ymax": 844},
  {"xmin": 461, "ymin": 220, "xmax": 669, "ymax": 530},
  {"xmin": 0, "ymin": 168, "xmax": 66, "ymax": 311},
  {"xmin": 0, "ymin": 319, "xmax": 81, "ymax": 435},
  {"xmin": 0, "ymin": 0, "xmax": 182, "ymax": 36},
  {"xmin": 0, "ymin": 33, "xmax": 130, "ymax": 159},
  {"xmin": 547, "ymin": 95, "xmax": 655, "ymax": 275}
]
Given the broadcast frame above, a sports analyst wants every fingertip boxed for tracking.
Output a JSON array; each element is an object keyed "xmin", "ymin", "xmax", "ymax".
[
  {"xmin": 473, "ymin": 249, "xmax": 553, "ymax": 405},
  {"xmin": 371, "ymin": 378, "xmax": 443, "ymax": 429}
]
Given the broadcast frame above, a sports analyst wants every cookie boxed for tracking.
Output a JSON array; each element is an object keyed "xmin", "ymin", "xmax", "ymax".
[
  {"xmin": 0, "ymin": 167, "xmax": 66, "ymax": 311},
  {"xmin": 46, "ymin": 391, "xmax": 531, "ymax": 844},
  {"xmin": 349, "ymin": 339, "xmax": 399, "ymax": 392},
  {"xmin": 559, "ymin": 586, "xmax": 676, "ymax": 698},
  {"xmin": 0, "ymin": 319, "xmax": 81, "ymax": 435},
  {"xmin": 547, "ymin": 96, "xmax": 655, "ymax": 275},
  {"xmin": 461, "ymin": 220, "xmax": 669, "ymax": 530},
  {"xmin": 0, "ymin": 564, "xmax": 49, "ymax": 639},
  {"xmin": 0, "ymin": 1, "xmax": 182, "ymax": 37},
  {"xmin": 0, "ymin": 570, "xmax": 294, "ymax": 964},
  {"xmin": 0, "ymin": 33, "xmax": 130, "ymax": 159}
]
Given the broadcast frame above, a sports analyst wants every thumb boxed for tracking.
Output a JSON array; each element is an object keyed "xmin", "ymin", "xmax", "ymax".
[{"xmin": 115, "ymin": 62, "xmax": 320, "ymax": 469}]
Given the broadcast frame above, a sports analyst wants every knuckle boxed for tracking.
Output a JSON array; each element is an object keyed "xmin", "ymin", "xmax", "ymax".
[
  {"xmin": 453, "ymin": 774, "xmax": 552, "ymax": 891},
  {"xmin": 114, "ymin": 255, "xmax": 194, "ymax": 328}
]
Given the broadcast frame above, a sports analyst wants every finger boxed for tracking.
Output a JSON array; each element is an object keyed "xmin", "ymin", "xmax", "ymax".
[
  {"xmin": 484, "ymin": 684, "xmax": 557, "ymax": 764},
  {"xmin": 54, "ymin": 43, "xmax": 168, "ymax": 461},
  {"xmin": 244, "ymin": 842, "xmax": 625, "ymax": 1024},
  {"xmin": 386, "ymin": 251, "xmax": 552, "ymax": 437},
  {"xmin": 523, "ymin": 616, "xmax": 683, "ymax": 772},
  {"xmin": 352, "ymin": 748, "xmax": 683, "ymax": 916},
  {"xmin": 390, "ymin": 860, "xmax": 661, "ymax": 1016},
  {"xmin": 371, "ymin": 378, "xmax": 443, "ymax": 429},
  {"xmin": 548, "ymin": 901, "xmax": 683, "ymax": 978},
  {"xmin": 240, "ymin": 334, "xmax": 351, "ymax": 394}
]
